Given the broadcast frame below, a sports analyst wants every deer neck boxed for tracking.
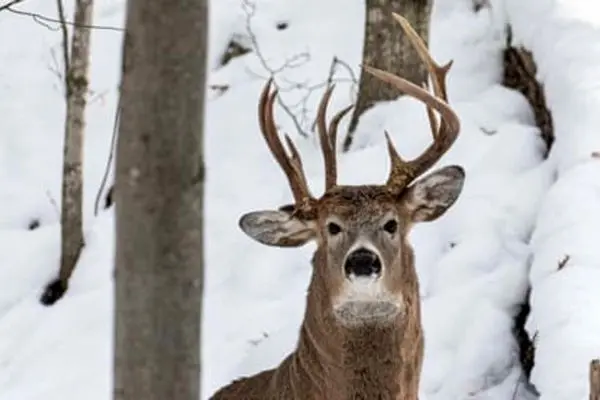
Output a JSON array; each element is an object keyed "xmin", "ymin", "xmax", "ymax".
[{"xmin": 289, "ymin": 250, "xmax": 424, "ymax": 400}]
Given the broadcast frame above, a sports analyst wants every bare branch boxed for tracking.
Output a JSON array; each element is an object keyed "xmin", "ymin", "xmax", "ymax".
[
  {"xmin": 56, "ymin": 0, "xmax": 69, "ymax": 93},
  {"xmin": 5, "ymin": 6, "xmax": 121, "ymax": 31},
  {"xmin": 333, "ymin": 57, "xmax": 359, "ymax": 89},
  {"xmin": 0, "ymin": 0, "xmax": 25, "ymax": 12},
  {"xmin": 557, "ymin": 255, "xmax": 570, "ymax": 270},
  {"xmin": 45, "ymin": 190, "xmax": 60, "ymax": 218},
  {"xmin": 241, "ymin": 0, "xmax": 311, "ymax": 137},
  {"xmin": 94, "ymin": 94, "xmax": 121, "ymax": 216},
  {"xmin": 48, "ymin": 46, "xmax": 64, "ymax": 88},
  {"xmin": 310, "ymin": 56, "xmax": 358, "ymax": 132},
  {"xmin": 234, "ymin": 0, "xmax": 357, "ymax": 138}
]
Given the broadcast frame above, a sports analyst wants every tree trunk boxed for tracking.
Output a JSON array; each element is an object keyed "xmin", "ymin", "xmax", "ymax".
[
  {"xmin": 113, "ymin": 0, "xmax": 207, "ymax": 398},
  {"xmin": 591, "ymin": 359, "xmax": 600, "ymax": 400},
  {"xmin": 41, "ymin": 0, "xmax": 94, "ymax": 306},
  {"xmin": 344, "ymin": 0, "xmax": 432, "ymax": 151}
]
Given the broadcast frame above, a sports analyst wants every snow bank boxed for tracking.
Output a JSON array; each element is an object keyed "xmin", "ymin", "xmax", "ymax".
[{"xmin": 503, "ymin": 0, "xmax": 600, "ymax": 398}]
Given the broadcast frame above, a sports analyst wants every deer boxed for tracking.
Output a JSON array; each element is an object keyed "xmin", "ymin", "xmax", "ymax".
[{"xmin": 210, "ymin": 13, "xmax": 464, "ymax": 400}]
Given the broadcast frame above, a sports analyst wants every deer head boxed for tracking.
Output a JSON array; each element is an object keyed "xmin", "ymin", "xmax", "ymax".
[{"xmin": 239, "ymin": 14, "xmax": 464, "ymax": 328}]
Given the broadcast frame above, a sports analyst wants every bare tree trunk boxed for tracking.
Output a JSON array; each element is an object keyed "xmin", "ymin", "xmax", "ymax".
[
  {"xmin": 113, "ymin": 0, "xmax": 207, "ymax": 398},
  {"xmin": 591, "ymin": 359, "xmax": 600, "ymax": 400},
  {"xmin": 344, "ymin": 0, "xmax": 432, "ymax": 151},
  {"xmin": 41, "ymin": 0, "xmax": 94, "ymax": 306}
]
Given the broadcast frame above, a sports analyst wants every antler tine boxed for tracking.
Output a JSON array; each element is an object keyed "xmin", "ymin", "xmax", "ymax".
[
  {"xmin": 316, "ymin": 86, "xmax": 354, "ymax": 191},
  {"xmin": 362, "ymin": 14, "xmax": 460, "ymax": 190},
  {"xmin": 316, "ymin": 86, "xmax": 337, "ymax": 190},
  {"xmin": 361, "ymin": 65, "xmax": 459, "ymax": 137},
  {"xmin": 391, "ymin": 12, "xmax": 458, "ymax": 179},
  {"xmin": 392, "ymin": 12, "xmax": 452, "ymax": 102},
  {"xmin": 327, "ymin": 104, "xmax": 353, "ymax": 164},
  {"xmin": 422, "ymin": 82, "xmax": 439, "ymax": 138},
  {"xmin": 258, "ymin": 79, "xmax": 313, "ymax": 207},
  {"xmin": 283, "ymin": 134, "xmax": 311, "ymax": 193},
  {"xmin": 361, "ymin": 65, "xmax": 459, "ymax": 187}
]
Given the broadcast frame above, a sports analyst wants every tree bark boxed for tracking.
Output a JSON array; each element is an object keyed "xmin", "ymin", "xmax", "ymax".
[
  {"xmin": 344, "ymin": 0, "xmax": 432, "ymax": 151},
  {"xmin": 591, "ymin": 359, "xmax": 600, "ymax": 400},
  {"xmin": 41, "ymin": 0, "xmax": 94, "ymax": 305},
  {"xmin": 113, "ymin": 0, "xmax": 207, "ymax": 398}
]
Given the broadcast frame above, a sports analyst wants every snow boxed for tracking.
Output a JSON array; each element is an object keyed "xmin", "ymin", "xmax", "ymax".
[
  {"xmin": 0, "ymin": 0, "xmax": 598, "ymax": 399},
  {"xmin": 501, "ymin": 0, "xmax": 600, "ymax": 398}
]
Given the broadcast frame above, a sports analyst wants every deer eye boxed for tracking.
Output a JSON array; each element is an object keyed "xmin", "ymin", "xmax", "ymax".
[
  {"xmin": 327, "ymin": 222, "xmax": 342, "ymax": 236},
  {"xmin": 383, "ymin": 219, "xmax": 398, "ymax": 234}
]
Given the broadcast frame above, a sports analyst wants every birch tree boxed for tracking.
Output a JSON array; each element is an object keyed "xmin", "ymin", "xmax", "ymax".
[
  {"xmin": 113, "ymin": 0, "xmax": 207, "ymax": 398},
  {"xmin": 41, "ymin": 0, "xmax": 94, "ymax": 305}
]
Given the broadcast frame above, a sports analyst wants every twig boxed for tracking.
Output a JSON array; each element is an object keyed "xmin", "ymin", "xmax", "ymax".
[
  {"xmin": 241, "ymin": 0, "xmax": 310, "ymax": 137},
  {"xmin": 56, "ymin": 0, "xmax": 70, "ymax": 76},
  {"xmin": 56, "ymin": 0, "xmax": 69, "ymax": 95},
  {"xmin": 0, "ymin": 0, "xmax": 24, "ymax": 12},
  {"xmin": 239, "ymin": 0, "xmax": 357, "ymax": 138},
  {"xmin": 510, "ymin": 374, "xmax": 522, "ymax": 400},
  {"xmin": 94, "ymin": 94, "xmax": 121, "ymax": 216},
  {"xmin": 557, "ymin": 255, "xmax": 570, "ymax": 270},
  {"xmin": 310, "ymin": 56, "xmax": 353, "ymax": 132},
  {"xmin": 5, "ymin": 6, "xmax": 122, "ymax": 31},
  {"xmin": 332, "ymin": 56, "xmax": 359, "ymax": 95},
  {"xmin": 48, "ymin": 46, "xmax": 64, "ymax": 89},
  {"xmin": 45, "ymin": 190, "xmax": 60, "ymax": 218}
]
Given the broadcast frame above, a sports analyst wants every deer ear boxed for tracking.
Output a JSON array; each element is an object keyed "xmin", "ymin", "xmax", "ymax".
[
  {"xmin": 402, "ymin": 165, "xmax": 465, "ymax": 223},
  {"xmin": 239, "ymin": 210, "xmax": 317, "ymax": 247}
]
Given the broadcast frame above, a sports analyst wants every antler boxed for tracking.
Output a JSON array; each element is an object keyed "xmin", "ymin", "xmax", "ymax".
[
  {"xmin": 363, "ymin": 12, "xmax": 460, "ymax": 192},
  {"xmin": 257, "ymin": 79, "xmax": 353, "ymax": 212},
  {"xmin": 316, "ymin": 86, "xmax": 353, "ymax": 191},
  {"xmin": 258, "ymin": 79, "xmax": 313, "ymax": 210}
]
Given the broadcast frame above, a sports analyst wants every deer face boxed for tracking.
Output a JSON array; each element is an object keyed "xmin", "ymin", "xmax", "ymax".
[
  {"xmin": 239, "ymin": 166, "xmax": 464, "ymax": 327},
  {"xmin": 239, "ymin": 13, "xmax": 463, "ymax": 328}
]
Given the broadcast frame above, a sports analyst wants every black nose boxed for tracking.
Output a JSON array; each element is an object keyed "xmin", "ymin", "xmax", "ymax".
[{"xmin": 344, "ymin": 248, "xmax": 382, "ymax": 277}]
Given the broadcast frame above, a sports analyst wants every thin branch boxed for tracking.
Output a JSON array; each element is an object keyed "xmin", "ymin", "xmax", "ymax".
[
  {"xmin": 324, "ymin": 56, "xmax": 338, "ymax": 89},
  {"xmin": 240, "ymin": 0, "xmax": 356, "ymax": 138},
  {"xmin": 5, "ymin": 6, "xmax": 122, "ymax": 31},
  {"xmin": 0, "ymin": 0, "xmax": 24, "ymax": 12},
  {"xmin": 94, "ymin": 94, "xmax": 121, "ymax": 216},
  {"xmin": 241, "ymin": 0, "xmax": 310, "ymax": 137},
  {"xmin": 56, "ymin": 0, "xmax": 69, "ymax": 95},
  {"xmin": 56, "ymin": 0, "xmax": 70, "ymax": 77},
  {"xmin": 557, "ymin": 255, "xmax": 571, "ymax": 270},
  {"xmin": 332, "ymin": 56, "xmax": 359, "ymax": 101},
  {"xmin": 510, "ymin": 374, "xmax": 522, "ymax": 400},
  {"xmin": 45, "ymin": 190, "xmax": 60, "ymax": 218},
  {"xmin": 310, "ymin": 56, "xmax": 352, "ymax": 132},
  {"xmin": 48, "ymin": 46, "xmax": 64, "ymax": 87}
]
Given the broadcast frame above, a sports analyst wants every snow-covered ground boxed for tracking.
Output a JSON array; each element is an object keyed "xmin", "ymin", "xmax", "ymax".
[
  {"xmin": 0, "ymin": 0, "xmax": 598, "ymax": 398},
  {"xmin": 502, "ymin": 0, "xmax": 600, "ymax": 398}
]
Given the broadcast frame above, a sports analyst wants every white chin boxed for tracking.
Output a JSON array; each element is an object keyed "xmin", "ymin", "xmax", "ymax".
[
  {"xmin": 333, "ymin": 301, "xmax": 401, "ymax": 327},
  {"xmin": 332, "ymin": 277, "xmax": 403, "ymax": 327}
]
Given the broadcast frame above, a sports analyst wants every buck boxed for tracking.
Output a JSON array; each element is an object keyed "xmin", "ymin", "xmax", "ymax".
[{"xmin": 211, "ymin": 14, "xmax": 464, "ymax": 400}]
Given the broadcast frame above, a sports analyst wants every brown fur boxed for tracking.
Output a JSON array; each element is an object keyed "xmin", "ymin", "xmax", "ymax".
[{"xmin": 211, "ymin": 186, "xmax": 431, "ymax": 400}]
